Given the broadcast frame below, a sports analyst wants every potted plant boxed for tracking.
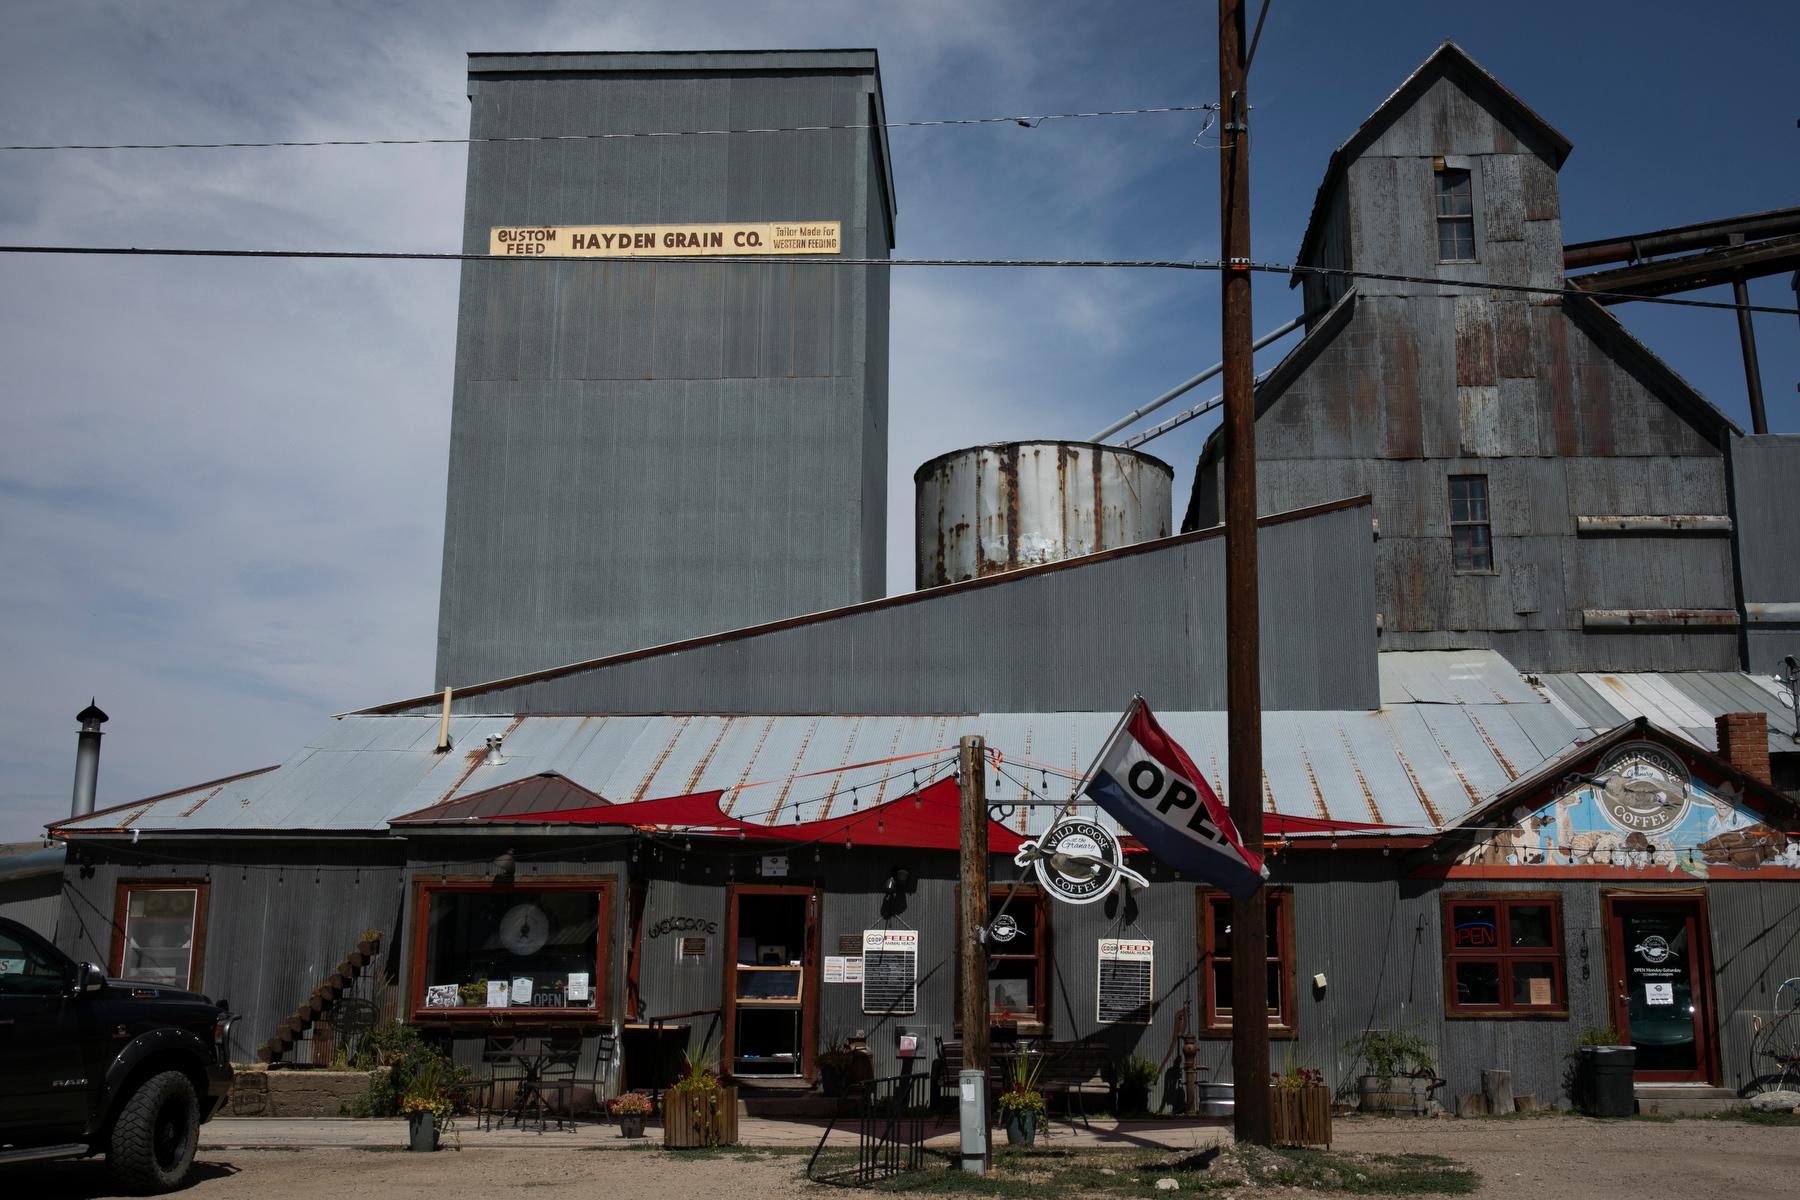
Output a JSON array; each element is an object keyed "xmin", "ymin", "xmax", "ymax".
[
  {"xmin": 996, "ymin": 1051, "xmax": 1046, "ymax": 1147},
  {"xmin": 458, "ymin": 980, "xmax": 487, "ymax": 1007},
  {"xmin": 1342, "ymin": 1026, "xmax": 1438, "ymax": 1115},
  {"xmin": 609, "ymin": 1090, "xmax": 655, "ymax": 1138},
  {"xmin": 1269, "ymin": 1065, "xmax": 1331, "ymax": 1147},
  {"xmin": 399, "ymin": 1057, "xmax": 456, "ymax": 1151},
  {"xmin": 356, "ymin": 928, "xmax": 382, "ymax": 958},
  {"xmin": 817, "ymin": 1032, "xmax": 855, "ymax": 1098},
  {"xmin": 664, "ymin": 1041, "xmax": 738, "ymax": 1148},
  {"xmin": 1117, "ymin": 1055, "xmax": 1159, "ymax": 1115}
]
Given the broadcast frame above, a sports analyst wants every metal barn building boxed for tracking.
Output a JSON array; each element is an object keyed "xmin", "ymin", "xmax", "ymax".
[{"xmin": 41, "ymin": 44, "xmax": 1800, "ymax": 1119}]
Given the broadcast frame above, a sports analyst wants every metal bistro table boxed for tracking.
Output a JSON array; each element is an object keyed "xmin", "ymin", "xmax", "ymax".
[{"xmin": 488, "ymin": 1027, "xmax": 588, "ymax": 1133}]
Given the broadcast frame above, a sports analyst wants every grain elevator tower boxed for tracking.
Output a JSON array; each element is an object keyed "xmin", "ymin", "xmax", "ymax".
[{"xmin": 435, "ymin": 50, "xmax": 895, "ymax": 687}]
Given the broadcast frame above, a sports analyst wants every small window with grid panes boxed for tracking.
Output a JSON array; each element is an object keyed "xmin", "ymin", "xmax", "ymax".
[
  {"xmin": 1449, "ymin": 475, "xmax": 1493, "ymax": 573},
  {"xmin": 1436, "ymin": 167, "xmax": 1476, "ymax": 262}
]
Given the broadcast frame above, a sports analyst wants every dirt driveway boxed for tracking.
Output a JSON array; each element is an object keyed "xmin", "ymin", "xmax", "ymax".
[
  {"xmin": 1332, "ymin": 1114, "xmax": 1800, "ymax": 1200},
  {"xmin": 6, "ymin": 1115, "xmax": 1795, "ymax": 1200}
]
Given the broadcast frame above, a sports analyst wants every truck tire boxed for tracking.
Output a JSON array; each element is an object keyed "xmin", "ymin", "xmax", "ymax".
[{"xmin": 107, "ymin": 1069, "xmax": 200, "ymax": 1193}]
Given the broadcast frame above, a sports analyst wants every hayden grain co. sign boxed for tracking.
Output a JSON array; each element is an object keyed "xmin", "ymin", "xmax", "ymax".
[{"xmin": 489, "ymin": 220, "xmax": 841, "ymax": 256}]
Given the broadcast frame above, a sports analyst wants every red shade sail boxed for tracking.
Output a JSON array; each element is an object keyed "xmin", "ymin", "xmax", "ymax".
[{"xmin": 487, "ymin": 776, "xmax": 1025, "ymax": 853}]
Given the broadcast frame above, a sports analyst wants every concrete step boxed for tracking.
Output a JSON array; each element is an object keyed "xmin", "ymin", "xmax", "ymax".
[{"xmin": 1634, "ymin": 1085, "xmax": 1738, "ymax": 1116}]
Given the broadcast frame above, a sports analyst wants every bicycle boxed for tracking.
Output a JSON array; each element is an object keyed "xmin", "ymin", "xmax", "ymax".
[{"xmin": 1741, "ymin": 976, "xmax": 1800, "ymax": 1099}]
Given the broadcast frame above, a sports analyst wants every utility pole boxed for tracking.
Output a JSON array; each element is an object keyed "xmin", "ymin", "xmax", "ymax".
[
  {"xmin": 1218, "ymin": 0, "xmax": 1270, "ymax": 1147},
  {"xmin": 958, "ymin": 736, "xmax": 991, "ymax": 1090}
]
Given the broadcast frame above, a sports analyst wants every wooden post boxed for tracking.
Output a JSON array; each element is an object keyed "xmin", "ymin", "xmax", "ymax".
[
  {"xmin": 1219, "ymin": 0, "xmax": 1269, "ymax": 1147},
  {"xmin": 1481, "ymin": 1069, "xmax": 1514, "ymax": 1117},
  {"xmin": 958, "ymin": 737, "xmax": 991, "ymax": 1092}
]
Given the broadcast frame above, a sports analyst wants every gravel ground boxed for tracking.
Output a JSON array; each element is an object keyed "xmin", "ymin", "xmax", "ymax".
[
  {"xmin": 1330, "ymin": 1114, "xmax": 1800, "ymax": 1200},
  {"xmin": 7, "ymin": 1115, "xmax": 1795, "ymax": 1199}
]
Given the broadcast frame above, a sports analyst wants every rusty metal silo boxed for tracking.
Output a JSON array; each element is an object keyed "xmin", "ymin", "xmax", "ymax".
[{"xmin": 914, "ymin": 441, "xmax": 1174, "ymax": 589}]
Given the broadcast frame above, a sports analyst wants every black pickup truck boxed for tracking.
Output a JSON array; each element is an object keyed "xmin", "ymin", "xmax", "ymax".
[{"xmin": 0, "ymin": 916, "xmax": 233, "ymax": 1192}]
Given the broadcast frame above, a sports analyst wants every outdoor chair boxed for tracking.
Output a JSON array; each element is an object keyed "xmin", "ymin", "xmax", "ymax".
[{"xmin": 539, "ymin": 1030, "xmax": 619, "ymax": 1125}]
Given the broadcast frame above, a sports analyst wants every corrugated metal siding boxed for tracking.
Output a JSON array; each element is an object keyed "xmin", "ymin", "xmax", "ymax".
[
  {"xmin": 1732, "ymin": 435, "xmax": 1800, "ymax": 673},
  {"xmin": 1200, "ymin": 53, "xmax": 1740, "ymax": 675},
  {"xmin": 0, "ymin": 874, "xmax": 61, "ymax": 939},
  {"xmin": 426, "ymin": 501, "xmax": 1382, "ymax": 717},
  {"xmin": 1533, "ymin": 670, "xmax": 1796, "ymax": 751},
  {"xmin": 436, "ymin": 55, "xmax": 891, "ymax": 689},
  {"xmin": 53, "ymin": 848, "xmax": 406, "ymax": 1063}
]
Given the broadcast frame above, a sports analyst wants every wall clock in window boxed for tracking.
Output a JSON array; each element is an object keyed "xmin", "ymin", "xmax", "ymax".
[{"xmin": 499, "ymin": 902, "xmax": 551, "ymax": 956}]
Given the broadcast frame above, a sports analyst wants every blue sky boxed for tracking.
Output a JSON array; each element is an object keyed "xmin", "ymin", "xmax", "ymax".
[{"xmin": 1, "ymin": 1, "xmax": 1795, "ymax": 840}]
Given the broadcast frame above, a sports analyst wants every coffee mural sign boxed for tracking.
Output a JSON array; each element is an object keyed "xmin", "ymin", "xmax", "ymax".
[{"xmin": 1456, "ymin": 741, "xmax": 1800, "ymax": 877}]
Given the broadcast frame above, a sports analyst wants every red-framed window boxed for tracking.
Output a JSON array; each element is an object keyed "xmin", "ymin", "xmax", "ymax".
[
  {"xmin": 410, "ymin": 879, "xmax": 612, "ymax": 1020},
  {"xmin": 986, "ymin": 886, "xmax": 1050, "ymax": 1031},
  {"xmin": 111, "ymin": 881, "xmax": 209, "ymax": 991},
  {"xmin": 1442, "ymin": 894, "xmax": 1567, "ymax": 1017},
  {"xmin": 1198, "ymin": 889, "xmax": 1297, "ymax": 1037}
]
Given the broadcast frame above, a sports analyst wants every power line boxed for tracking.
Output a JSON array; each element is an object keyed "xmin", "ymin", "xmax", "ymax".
[
  {"xmin": 0, "ymin": 105, "xmax": 1220, "ymax": 152},
  {"xmin": 1, "ymin": 242, "xmax": 1793, "ymax": 315}
]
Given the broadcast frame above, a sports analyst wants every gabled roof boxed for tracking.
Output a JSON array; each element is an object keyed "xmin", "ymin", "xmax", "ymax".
[
  {"xmin": 1560, "ymin": 293, "xmax": 1742, "ymax": 443},
  {"xmin": 1293, "ymin": 41, "xmax": 1574, "ymax": 278},
  {"xmin": 392, "ymin": 771, "xmax": 609, "ymax": 826},
  {"xmin": 1433, "ymin": 715, "xmax": 1800, "ymax": 853}
]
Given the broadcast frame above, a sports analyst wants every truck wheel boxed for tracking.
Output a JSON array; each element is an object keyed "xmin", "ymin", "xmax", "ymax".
[{"xmin": 107, "ymin": 1069, "xmax": 200, "ymax": 1193}]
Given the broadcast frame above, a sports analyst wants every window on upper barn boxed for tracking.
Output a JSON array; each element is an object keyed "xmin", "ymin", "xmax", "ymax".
[
  {"xmin": 1449, "ymin": 475, "xmax": 1494, "ymax": 573},
  {"xmin": 1436, "ymin": 167, "xmax": 1477, "ymax": 262}
]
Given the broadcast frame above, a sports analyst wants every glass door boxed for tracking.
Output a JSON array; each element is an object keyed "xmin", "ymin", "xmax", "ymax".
[{"xmin": 1606, "ymin": 896, "xmax": 1716, "ymax": 1083}]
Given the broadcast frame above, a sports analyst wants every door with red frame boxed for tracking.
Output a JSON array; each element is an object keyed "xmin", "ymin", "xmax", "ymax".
[{"xmin": 1604, "ymin": 895, "xmax": 1718, "ymax": 1084}]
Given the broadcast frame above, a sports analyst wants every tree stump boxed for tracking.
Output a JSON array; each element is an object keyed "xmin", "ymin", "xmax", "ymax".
[
  {"xmin": 1456, "ymin": 1092, "xmax": 1487, "ymax": 1118},
  {"xmin": 1514, "ymin": 1094, "xmax": 1538, "ymax": 1113},
  {"xmin": 1481, "ymin": 1070, "xmax": 1513, "ymax": 1117}
]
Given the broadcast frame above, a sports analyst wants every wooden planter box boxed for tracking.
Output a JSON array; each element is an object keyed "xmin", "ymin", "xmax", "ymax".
[
  {"xmin": 1270, "ymin": 1086, "xmax": 1331, "ymax": 1148},
  {"xmin": 663, "ymin": 1085, "xmax": 739, "ymax": 1148}
]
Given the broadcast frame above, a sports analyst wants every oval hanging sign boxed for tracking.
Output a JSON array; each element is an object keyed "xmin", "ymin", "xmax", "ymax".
[{"xmin": 1015, "ymin": 816, "xmax": 1147, "ymax": 905}]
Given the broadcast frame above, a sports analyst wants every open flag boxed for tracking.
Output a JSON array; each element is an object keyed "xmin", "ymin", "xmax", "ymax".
[{"xmin": 1081, "ymin": 698, "xmax": 1267, "ymax": 899}]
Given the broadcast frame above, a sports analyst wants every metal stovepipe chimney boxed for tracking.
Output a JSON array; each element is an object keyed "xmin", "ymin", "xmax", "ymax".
[{"xmin": 70, "ymin": 699, "xmax": 108, "ymax": 817}]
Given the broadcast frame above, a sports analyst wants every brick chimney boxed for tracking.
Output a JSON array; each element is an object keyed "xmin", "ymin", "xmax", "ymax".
[{"xmin": 1714, "ymin": 712, "xmax": 1771, "ymax": 785}]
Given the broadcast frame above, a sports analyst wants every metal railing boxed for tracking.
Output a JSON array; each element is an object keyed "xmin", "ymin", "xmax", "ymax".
[{"xmin": 806, "ymin": 1072, "xmax": 930, "ymax": 1186}]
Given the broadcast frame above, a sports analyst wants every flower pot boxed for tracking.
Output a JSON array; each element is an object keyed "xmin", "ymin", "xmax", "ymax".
[
  {"xmin": 1270, "ymin": 1086, "xmax": 1332, "ymax": 1148},
  {"xmin": 1002, "ymin": 1109, "xmax": 1038, "ymax": 1147},
  {"xmin": 664, "ymin": 1085, "xmax": 739, "ymax": 1148},
  {"xmin": 1357, "ymin": 1074, "xmax": 1434, "ymax": 1116},
  {"xmin": 1118, "ymin": 1083, "xmax": 1151, "ymax": 1115},
  {"xmin": 407, "ymin": 1111, "xmax": 439, "ymax": 1152},
  {"xmin": 819, "ymin": 1065, "xmax": 847, "ymax": 1098},
  {"xmin": 357, "ymin": 938, "xmax": 379, "ymax": 958},
  {"xmin": 618, "ymin": 1114, "xmax": 647, "ymax": 1139}
]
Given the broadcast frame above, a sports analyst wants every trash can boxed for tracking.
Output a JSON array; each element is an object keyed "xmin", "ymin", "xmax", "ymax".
[{"xmin": 1578, "ymin": 1045, "xmax": 1635, "ymax": 1117}]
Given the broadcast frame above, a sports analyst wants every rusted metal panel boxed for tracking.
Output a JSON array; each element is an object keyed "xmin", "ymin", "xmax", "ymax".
[
  {"xmin": 1581, "ymin": 609, "xmax": 1739, "ymax": 628},
  {"xmin": 1494, "ymin": 302, "xmax": 1533, "ymax": 378},
  {"xmin": 913, "ymin": 442, "xmax": 1173, "ymax": 588},
  {"xmin": 1523, "ymin": 217, "xmax": 1566, "ymax": 294},
  {"xmin": 1495, "ymin": 378, "xmax": 1542, "ymax": 455},
  {"xmin": 1481, "ymin": 154, "xmax": 1524, "ymax": 242},
  {"xmin": 1458, "ymin": 386, "xmax": 1501, "ymax": 456},
  {"xmin": 1575, "ymin": 515, "xmax": 1731, "ymax": 534},
  {"xmin": 1519, "ymin": 157, "xmax": 1560, "ymax": 223},
  {"xmin": 1454, "ymin": 296, "xmax": 1497, "ymax": 386}
]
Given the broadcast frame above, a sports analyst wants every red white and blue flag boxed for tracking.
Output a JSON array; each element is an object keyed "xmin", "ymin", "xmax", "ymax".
[{"xmin": 1081, "ymin": 698, "xmax": 1267, "ymax": 899}]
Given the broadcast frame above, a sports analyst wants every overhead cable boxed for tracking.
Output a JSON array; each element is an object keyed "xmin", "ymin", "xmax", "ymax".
[
  {"xmin": 0, "ymin": 105, "xmax": 1220, "ymax": 152},
  {"xmin": 2, "ymin": 243, "xmax": 1793, "ymax": 315}
]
